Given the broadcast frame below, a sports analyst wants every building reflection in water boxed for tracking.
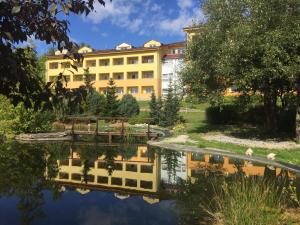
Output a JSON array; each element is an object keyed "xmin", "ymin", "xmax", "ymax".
[{"xmin": 53, "ymin": 144, "xmax": 296, "ymax": 203}]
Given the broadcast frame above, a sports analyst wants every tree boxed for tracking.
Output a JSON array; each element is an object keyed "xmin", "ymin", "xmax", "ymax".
[
  {"xmin": 104, "ymin": 79, "xmax": 119, "ymax": 117},
  {"xmin": 149, "ymin": 93, "xmax": 160, "ymax": 125},
  {"xmin": 160, "ymin": 86, "xmax": 181, "ymax": 127},
  {"xmin": 0, "ymin": 0, "xmax": 108, "ymax": 104},
  {"xmin": 86, "ymin": 91, "xmax": 106, "ymax": 115},
  {"xmin": 118, "ymin": 94, "xmax": 140, "ymax": 118},
  {"xmin": 182, "ymin": 0, "xmax": 300, "ymax": 135}
]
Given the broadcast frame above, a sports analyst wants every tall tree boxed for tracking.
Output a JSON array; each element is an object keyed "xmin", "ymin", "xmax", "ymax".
[
  {"xmin": 0, "ymin": 0, "xmax": 108, "ymax": 104},
  {"xmin": 149, "ymin": 93, "xmax": 160, "ymax": 125},
  {"xmin": 104, "ymin": 79, "xmax": 119, "ymax": 117},
  {"xmin": 182, "ymin": 0, "xmax": 300, "ymax": 134}
]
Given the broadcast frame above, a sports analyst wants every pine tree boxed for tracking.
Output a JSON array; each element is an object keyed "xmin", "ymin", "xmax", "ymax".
[
  {"xmin": 160, "ymin": 85, "xmax": 180, "ymax": 127},
  {"xmin": 104, "ymin": 78, "xmax": 119, "ymax": 117},
  {"xmin": 149, "ymin": 93, "xmax": 160, "ymax": 125}
]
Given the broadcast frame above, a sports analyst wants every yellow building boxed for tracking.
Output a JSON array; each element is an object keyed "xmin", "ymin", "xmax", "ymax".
[
  {"xmin": 55, "ymin": 145, "xmax": 161, "ymax": 195},
  {"xmin": 46, "ymin": 40, "xmax": 187, "ymax": 100}
]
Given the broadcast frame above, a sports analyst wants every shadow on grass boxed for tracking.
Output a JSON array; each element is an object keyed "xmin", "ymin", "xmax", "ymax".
[{"xmin": 188, "ymin": 123, "xmax": 295, "ymax": 142}]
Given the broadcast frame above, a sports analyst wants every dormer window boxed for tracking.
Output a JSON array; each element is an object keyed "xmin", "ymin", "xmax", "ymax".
[{"xmin": 116, "ymin": 43, "xmax": 133, "ymax": 50}]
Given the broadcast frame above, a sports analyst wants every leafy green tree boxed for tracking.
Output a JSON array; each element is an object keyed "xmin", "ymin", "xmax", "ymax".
[
  {"xmin": 149, "ymin": 93, "xmax": 160, "ymax": 125},
  {"xmin": 104, "ymin": 79, "xmax": 119, "ymax": 117},
  {"xmin": 0, "ymin": 0, "xmax": 107, "ymax": 104},
  {"xmin": 118, "ymin": 94, "xmax": 140, "ymax": 118},
  {"xmin": 182, "ymin": 0, "xmax": 300, "ymax": 135},
  {"xmin": 86, "ymin": 91, "xmax": 106, "ymax": 116}
]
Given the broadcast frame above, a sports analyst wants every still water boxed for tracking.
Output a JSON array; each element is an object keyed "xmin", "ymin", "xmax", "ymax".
[{"xmin": 0, "ymin": 141, "xmax": 299, "ymax": 225}]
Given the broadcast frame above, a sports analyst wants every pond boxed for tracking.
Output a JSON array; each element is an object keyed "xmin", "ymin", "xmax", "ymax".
[{"xmin": 0, "ymin": 141, "xmax": 299, "ymax": 225}]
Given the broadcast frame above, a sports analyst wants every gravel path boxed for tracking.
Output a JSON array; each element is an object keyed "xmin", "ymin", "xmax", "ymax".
[{"xmin": 202, "ymin": 134, "xmax": 300, "ymax": 149}]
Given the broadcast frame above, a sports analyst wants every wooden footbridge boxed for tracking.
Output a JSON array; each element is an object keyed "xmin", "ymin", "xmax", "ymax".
[{"xmin": 65, "ymin": 116, "xmax": 159, "ymax": 143}]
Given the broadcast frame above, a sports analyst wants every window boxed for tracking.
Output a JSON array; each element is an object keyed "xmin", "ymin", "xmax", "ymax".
[
  {"xmin": 113, "ymin": 58, "xmax": 124, "ymax": 65},
  {"xmin": 141, "ymin": 165, "xmax": 153, "ymax": 173},
  {"xmin": 142, "ymin": 86, "xmax": 153, "ymax": 94},
  {"xmin": 191, "ymin": 153, "xmax": 205, "ymax": 161},
  {"xmin": 64, "ymin": 75, "xmax": 71, "ymax": 82},
  {"xmin": 49, "ymin": 76, "xmax": 56, "ymax": 82},
  {"xmin": 116, "ymin": 87, "xmax": 124, "ymax": 94},
  {"xmin": 99, "ymin": 73, "xmax": 109, "ymax": 80},
  {"xmin": 142, "ymin": 71, "xmax": 154, "ymax": 79},
  {"xmin": 113, "ymin": 73, "xmax": 124, "ymax": 80},
  {"xmin": 60, "ymin": 160, "xmax": 69, "ymax": 166},
  {"xmin": 125, "ymin": 179, "xmax": 137, "ymax": 187},
  {"xmin": 209, "ymin": 155, "xmax": 224, "ymax": 164},
  {"xmin": 127, "ymin": 87, "xmax": 138, "ymax": 94},
  {"xmin": 59, "ymin": 172, "xmax": 69, "ymax": 179},
  {"xmin": 97, "ymin": 176, "xmax": 108, "ymax": 184},
  {"xmin": 98, "ymin": 161, "xmax": 106, "ymax": 169},
  {"xmin": 99, "ymin": 59, "xmax": 110, "ymax": 66},
  {"xmin": 73, "ymin": 75, "xmax": 83, "ymax": 81},
  {"xmin": 142, "ymin": 55, "xmax": 154, "ymax": 63},
  {"xmin": 61, "ymin": 62, "xmax": 71, "ymax": 68},
  {"xmin": 86, "ymin": 60, "xmax": 96, "ymax": 67},
  {"xmin": 71, "ymin": 173, "xmax": 81, "ymax": 181},
  {"xmin": 115, "ymin": 163, "xmax": 123, "ymax": 170},
  {"xmin": 127, "ymin": 57, "xmax": 138, "ymax": 64},
  {"xmin": 74, "ymin": 61, "xmax": 83, "ymax": 68},
  {"xmin": 49, "ymin": 62, "xmax": 58, "ymax": 69},
  {"xmin": 127, "ymin": 72, "xmax": 138, "ymax": 79},
  {"xmin": 111, "ymin": 177, "xmax": 122, "ymax": 186},
  {"xmin": 140, "ymin": 181, "xmax": 153, "ymax": 189},
  {"xmin": 126, "ymin": 163, "xmax": 137, "ymax": 172},
  {"xmin": 72, "ymin": 159, "xmax": 81, "ymax": 167},
  {"xmin": 85, "ymin": 74, "xmax": 96, "ymax": 81}
]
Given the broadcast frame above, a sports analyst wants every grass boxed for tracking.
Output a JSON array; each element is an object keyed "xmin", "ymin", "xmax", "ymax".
[
  {"xmin": 174, "ymin": 107, "xmax": 300, "ymax": 166},
  {"xmin": 209, "ymin": 178, "xmax": 284, "ymax": 225}
]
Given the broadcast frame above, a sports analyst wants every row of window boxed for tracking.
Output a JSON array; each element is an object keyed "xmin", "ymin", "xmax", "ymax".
[
  {"xmin": 49, "ymin": 55, "xmax": 155, "ymax": 69},
  {"xmin": 58, "ymin": 172, "xmax": 153, "ymax": 189},
  {"xmin": 49, "ymin": 71, "xmax": 154, "ymax": 82},
  {"xmin": 60, "ymin": 160, "xmax": 154, "ymax": 173},
  {"xmin": 100, "ymin": 86, "xmax": 154, "ymax": 94}
]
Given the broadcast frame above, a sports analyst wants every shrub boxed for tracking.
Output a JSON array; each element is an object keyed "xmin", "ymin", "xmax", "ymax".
[
  {"xmin": 128, "ymin": 111, "xmax": 149, "ymax": 125},
  {"xmin": 118, "ymin": 94, "xmax": 140, "ymax": 118},
  {"xmin": 0, "ymin": 95, "xmax": 19, "ymax": 138},
  {"xmin": 206, "ymin": 104, "xmax": 239, "ymax": 125}
]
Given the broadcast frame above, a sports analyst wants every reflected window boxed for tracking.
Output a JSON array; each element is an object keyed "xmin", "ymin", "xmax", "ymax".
[
  {"xmin": 98, "ymin": 176, "xmax": 108, "ymax": 184},
  {"xmin": 209, "ymin": 155, "xmax": 224, "ymax": 164},
  {"xmin": 98, "ymin": 161, "xmax": 106, "ymax": 169},
  {"xmin": 115, "ymin": 163, "xmax": 123, "ymax": 171},
  {"xmin": 72, "ymin": 159, "xmax": 81, "ymax": 167},
  {"xmin": 111, "ymin": 177, "xmax": 122, "ymax": 186},
  {"xmin": 71, "ymin": 173, "xmax": 81, "ymax": 181},
  {"xmin": 60, "ymin": 159, "xmax": 69, "ymax": 166},
  {"xmin": 59, "ymin": 172, "xmax": 69, "ymax": 179},
  {"xmin": 125, "ymin": 179, "xmax": 137, "ymax": 187},
  {"xmin": 86, "ymin": 175, "xmax": 95, "ymax": 182},
  {"xmin": 141, "ymin": 165, "xmax": 153, "ymax": 173},
  {"xmin": 126, "ymin": 164, "xmax": 137, "ymax": 172},
  {"xmin": 140, "ymin": 180, "xmax": 153, "ymax": 189},
  {"xmin": 191, "ymin": 153, "xmax": 205, "ymax": 161}
]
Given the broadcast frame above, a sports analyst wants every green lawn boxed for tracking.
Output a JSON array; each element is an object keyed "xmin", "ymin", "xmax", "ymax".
[{"xmin": 176, "ymin": 109, "xmax": 300, "ymax": 166}]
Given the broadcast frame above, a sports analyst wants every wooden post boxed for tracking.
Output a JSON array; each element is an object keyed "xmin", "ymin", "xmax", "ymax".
[
  {"xmin": 109, "ymin": 133, "xmax": 112, "ymax": 144},
  {"xmin": 71, "ymin": 119, "xmax": 75, "ymax": 135}
]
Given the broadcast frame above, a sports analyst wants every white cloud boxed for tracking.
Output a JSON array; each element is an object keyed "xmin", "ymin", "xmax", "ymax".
[{"xmin": 84, "ymin": 0, "xmax": 204, "ymax": 37}]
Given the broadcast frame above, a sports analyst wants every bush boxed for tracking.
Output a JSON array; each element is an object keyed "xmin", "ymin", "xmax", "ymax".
[
  {"xmin": 118, "ymin": 94, "xmax": 140, "ymax": 118},
  {"xmin": 128, "ymin": 111, "xmax": 149, "ymax": 125},
  {"xmin": 0, "ymin": 95, "xmax": 55, "ymax": 137},
  {"xmin": 206, "ymin": 104, "xmax": 239, "ymax": 125}
]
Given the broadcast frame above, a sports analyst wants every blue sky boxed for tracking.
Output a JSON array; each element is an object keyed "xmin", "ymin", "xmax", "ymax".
[{"xmin": 35, "ymin": 0, "xmax": 204, "ymax": 54}]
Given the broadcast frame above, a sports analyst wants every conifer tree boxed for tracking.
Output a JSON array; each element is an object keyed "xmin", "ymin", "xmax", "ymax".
[
  {"xmin": 160, "ymin": 85, "xmax": 180, "ymax": 127},
  {"xmin": 104, "ymin": 79, "xmax": 119, "ymax": 117},
  {"xmin": 149, "ymin": 93, "xmax": 160, "ymax": 125}
]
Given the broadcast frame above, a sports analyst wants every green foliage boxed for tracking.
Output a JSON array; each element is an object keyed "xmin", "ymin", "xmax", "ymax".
[
  {"xmin": 159, "ymin": 86, "xmax": 181, "ymax": 127},
  {"xmin": 104, "ymin": 79, "xmax": 119, "ymax": 117},
  {"xmin": 206, "ymin": 105, "xmax": 239, "ymax": 125},
  {"xmin": 118, "ymin": 94, "xmax": 140, "ymax": 118},
  {"xmin": 86, "ymin": 91, "xmax": 106, "ymax": 115},
  {"xmin": 128, "ymin": 111, "xmax": 149, "ymax": 125},
  {"xmin": 149, "ymin": 93, "xmax": 160, "ymax": 124},
  {"xmin": 0, "ymin": 95, "xmax": 54, "ymax": 138},
  {"xmin": 183, "ymin": 0, "xmax": 300, "ymax": 132}
]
